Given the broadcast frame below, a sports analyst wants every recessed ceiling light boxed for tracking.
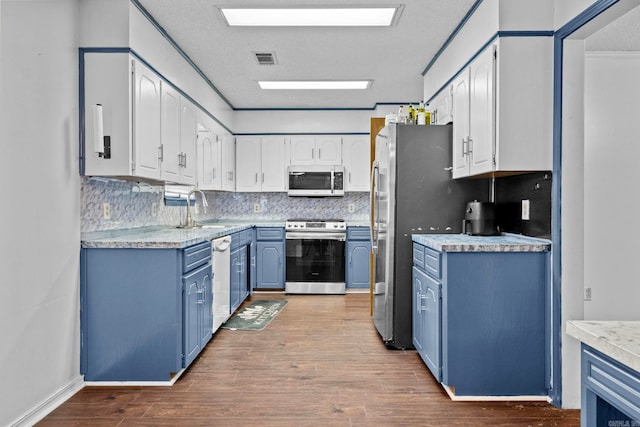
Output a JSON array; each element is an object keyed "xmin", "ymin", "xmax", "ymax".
[
  {"xmin": 258, "ymin": 81, "xmax": 371, "ymax": 90},
  {"xmin": 220, "ymin": 7, "xmax": 398, "ymax": 27}
]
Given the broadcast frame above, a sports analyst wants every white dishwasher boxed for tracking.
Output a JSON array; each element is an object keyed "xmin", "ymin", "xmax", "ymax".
[{"xmin": 212, "ymin": 235, "xmax": 232, "ymax": 334}]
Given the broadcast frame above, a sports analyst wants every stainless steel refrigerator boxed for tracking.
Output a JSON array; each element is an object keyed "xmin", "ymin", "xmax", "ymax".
[{"xmin": 370, "ymin": 124, "xmax": 487, "ymax": 349}]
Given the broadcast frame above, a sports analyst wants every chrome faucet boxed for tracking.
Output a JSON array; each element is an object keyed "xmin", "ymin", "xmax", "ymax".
[{"xmin": 184, "ymin": 189, "xmax": 208, "ymax": 228}]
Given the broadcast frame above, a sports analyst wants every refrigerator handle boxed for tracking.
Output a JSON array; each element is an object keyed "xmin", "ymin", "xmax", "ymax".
[{"xmin": 370, "ymin": 161, "xmax": 380, "ymax": 254}]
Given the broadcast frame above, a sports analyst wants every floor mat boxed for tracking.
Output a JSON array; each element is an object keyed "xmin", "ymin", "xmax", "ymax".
[{"xmin": 221, "ymin": 299, "xmax": 288, "ymax": 331}]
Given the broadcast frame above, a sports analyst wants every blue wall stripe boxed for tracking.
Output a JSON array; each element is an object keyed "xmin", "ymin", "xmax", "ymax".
[
  {"xmin": 421, "ymin": 0, "xmax": 484, "ymax": 76},
  {"xmin": 550, "ymin": 0, "xmax": 621, "ymax": 408},
  {"xmin": 234, "ymin": 132, "xmax": 370, "ymax": 136},
  {"xmin": 425, "ymin": 30, "xmax": 554, "ymax": 105},
  {"xmin": 129, "ymin": 0, "xmax": 234, "ymax": 109}
]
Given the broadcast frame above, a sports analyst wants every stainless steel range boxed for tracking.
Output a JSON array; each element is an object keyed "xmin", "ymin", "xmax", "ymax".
[{"xmin": 285, "ymin": 219, "xmax": 346, "ymax": 294}]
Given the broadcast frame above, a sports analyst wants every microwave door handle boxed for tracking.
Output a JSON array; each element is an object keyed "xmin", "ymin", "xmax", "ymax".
[{"xmin": 330, "ymin": 170, "xmax": 335, "ymax": 195}]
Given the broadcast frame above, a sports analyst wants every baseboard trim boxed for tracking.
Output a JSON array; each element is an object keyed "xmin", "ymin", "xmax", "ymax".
[
  {"xmin": 11, "ymin": 375, "xmax": 85, "ymax": 427},
  {"xmin": 443, "ymin": 384, "xmax": 551, "ymax": 402},
  {"xmin": 84, "ymin": 368, "xmax": 186, "ymax": 387}
]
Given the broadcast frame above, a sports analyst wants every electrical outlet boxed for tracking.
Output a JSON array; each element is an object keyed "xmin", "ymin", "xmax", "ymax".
[
  {"xmin": 151, "ymin": 202, "xmax": 157, "ymax": 217},
  {"xmin": 254, "ymin": 203, "xmax": 260, "ymax": 213},
  {"xmin": 584, "ymin": 287, "xmax": 592, "ymax": 301},
  {"xmin": 103, "ymin": 202, "xmax": 111, "ymax": 220},
  {"xmin": 521, "ymin": 199, "xmax": 530, "ymax": 221},
  {"xmin": 348, "ymin": 203, "xmax": 355, "ymax": 213}
]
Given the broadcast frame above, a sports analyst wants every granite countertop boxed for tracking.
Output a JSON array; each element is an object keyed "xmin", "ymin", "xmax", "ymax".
[
  {"xmin": 81, "ymin": 220, "xmax": 369, "ymax": 249},
  {"xmin": 81, "ymin": 224, "xmax": 255, "ymax": 249},
  {"xmin": 566, "ymin": 320, "xmax": 640, "ymax": 373},
  {"xmin": 411, "ymin": 233, "xmax": 551, "ymax": 252}
]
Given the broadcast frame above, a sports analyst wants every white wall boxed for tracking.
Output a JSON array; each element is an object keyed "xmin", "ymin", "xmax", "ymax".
[
  {"xmin": 583, "ymin": 52, "xmax": 640, "ymax": 320},
  {"xmin": 233, "ymin": 109, "xmax": 372, "ymax": 135},
  {"xmin": 559, "ymin": 39, "xmax": 587, "ymax": 410},
  {"xmin": 0, "ymin": 1, "xmax": 83, "ymax": 425}
]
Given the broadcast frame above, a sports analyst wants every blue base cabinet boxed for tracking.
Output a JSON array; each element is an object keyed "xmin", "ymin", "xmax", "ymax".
[
  {"xmin": 412, "ymin": 241, "xmax": 549, "ymax": 397},
  {"xmin": 230, "ymin": 228, "xmax": 254, "ymax": 313},
  {"xmin": 581, "ymin": 345, "xmax": 640, "ymax": 426},
  {"xmin": 255, "ymin": 227, "xmax": 285, "ymax": 290},
  {"xmin": 80, "ymin": 241, "xmax": 212, "ymax": 382},
  {"xmin": 346, "ymin": 226, "xmax": 371, "ymax": 289}
]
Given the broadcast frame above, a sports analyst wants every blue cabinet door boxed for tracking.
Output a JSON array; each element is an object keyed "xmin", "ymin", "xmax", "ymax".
[
  {"xmin": 413, "ymin": 266, "xmax": 442, "ymax": 381},
  {"xmin": 346, "ymin": 241, "xmax": 371, "ymax": 288},
  {"xmin": 182, "ymin": 262, "xmax": 212, "ymax": 368},
  {"xmin": 239, "ymin": 247, "xmax": 249, "ymax": 301},
  {"xmin": 256, "ymin": 241, "xmax": 284, "ymax": 289},
  {"xmin": 230, "ymin": 247, "xmax": 242, "ymax": 313}
]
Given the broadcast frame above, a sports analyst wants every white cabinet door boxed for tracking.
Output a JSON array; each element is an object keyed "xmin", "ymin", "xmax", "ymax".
[
  {"xmin": 235, "ymin": 136, "xmax": 261, "ymax": 191},
  {"xmin": 343, "ymin": 136, "xmax": 370, "ymax": 192},
  {"xmin": 432, "ymin": 85, "xmax": 452, "ymax": 125},
  {"xmin": 197, "ymin": 130, "xmax": 221, "ymax": 190},
  {"xmin": 179, "ymin": 97, "xmax": 197, "ymax": 184},
  {"xmin": 451, "ymin": 70, "xmax": 470, "ymax": 179},
  {"xmin": 316, "ymin": 136, "xmax": 342, "ymax": 165},
  {"xmin": 160, "ymin": 83, "xmax": 181, "ymax": 182},
  {"xmin": 289, "ymin": 136, "xmax": 315, "ymax": 165},
  {"xmin": 289, "ymin": 136, "xmax": 342, "ymax": 165},
  {"xmin": 221, "ymin": 135, "xmax": 236, "ymax": 191},
  {"xmin": 468, "ymin": 46, "xmax": 495, "ymax": 177},
  {"xmin": 261, "ymin": 136, "xmax": 286, "ymax": 192},
  {"xmin": 133, "ymin": 59, "xmax": 162, "ymax": 180},
  {"xmin": 451, "ymin": 46, "xmax": 496, "ymax": 179}
]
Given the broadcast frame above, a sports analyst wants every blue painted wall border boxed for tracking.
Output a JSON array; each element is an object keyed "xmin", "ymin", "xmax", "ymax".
[
  {"xmin": 130, "ymin": 0, "xmax": 234, "ymax": 109},
  {"xmin": 421, "ymin": 0, "xmax": 484, "ymax": 76},
  {"xmin": 424, "ymin": 31, "xmax": 553, "ymax": 105},
  {"xmin": 234, "ymin": 132, "xmax": 370, "ymax": 136},
  {"xmin": 550, "ymin": 0, "xmax": 621, "ymax": 408}
]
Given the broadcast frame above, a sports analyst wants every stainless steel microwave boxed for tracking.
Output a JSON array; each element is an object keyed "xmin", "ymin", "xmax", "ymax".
[{"xmin": 287, "ymin": 165, "xmax": 345, "ymax": 197}]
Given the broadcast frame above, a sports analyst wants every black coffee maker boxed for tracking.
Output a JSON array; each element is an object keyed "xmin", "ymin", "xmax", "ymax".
[{"xmin": 463, "ymin": 200, "xmax": 500, "ymax": 236}]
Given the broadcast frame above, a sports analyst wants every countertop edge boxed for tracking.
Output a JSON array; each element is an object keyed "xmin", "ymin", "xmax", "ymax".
[
  {"xmin": 566, "ymin": 320, "xmax": 640, "ymax": 373},
  {"xmin": 411, "ymin": 233, "xmax": 552, "ymax": 253}
]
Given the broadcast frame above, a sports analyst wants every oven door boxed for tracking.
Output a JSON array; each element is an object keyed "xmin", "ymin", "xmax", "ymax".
[{"xmin": 285, "ymin": 232, "xmax": 346, "ymax": 294}]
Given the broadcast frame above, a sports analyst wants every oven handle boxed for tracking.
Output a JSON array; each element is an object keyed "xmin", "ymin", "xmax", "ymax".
[{"xmin": 285, "ymin": 232, "xmax": 346, "ymax": 241}]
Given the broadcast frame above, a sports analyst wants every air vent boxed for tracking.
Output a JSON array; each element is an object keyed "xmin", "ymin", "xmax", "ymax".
[{"xmin": 254, "ymin": 52, "xmax": 277, "ymax": 65}]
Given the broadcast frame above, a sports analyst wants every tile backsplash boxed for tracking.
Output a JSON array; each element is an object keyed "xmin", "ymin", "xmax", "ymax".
[{"xmin": 81, "ymin": 177, "xmax": 370, "ymax": 232}]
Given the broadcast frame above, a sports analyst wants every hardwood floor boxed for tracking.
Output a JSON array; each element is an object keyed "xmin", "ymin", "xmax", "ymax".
[{"xmin": 38, "ymin": 293, "xmax": 579, "ymax": 426}]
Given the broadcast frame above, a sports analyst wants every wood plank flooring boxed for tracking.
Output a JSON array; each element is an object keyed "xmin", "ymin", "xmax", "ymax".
[{"xmin": 38, "ymin": 293, "xmax": 579, "ymax": 426}]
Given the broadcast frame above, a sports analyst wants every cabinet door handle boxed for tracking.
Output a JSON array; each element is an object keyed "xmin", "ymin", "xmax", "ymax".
[
  {"xmin": 158, "ymin": 145, "xmax": 164, "ymax": 161},
  {"xmin": 254, "ymin": 173, "xmax": 258, "ymax": 184},
  {"xmin": 262, "ymin": 172, "xmax": 264, "ymax": 183},
  {"xmin": 183, "ymin": 153, "xmax": 187, "ymax": 168},
  {"xmin": 462, "ymin": 138, "xmax": 469, "ymax": 156},
  {"xmin": 467, "ymin": 137, "xmax": 473, "ymax": 154},
  {"xmin": 212, "ymin": 168, "xmax": 216, "ymax": 180},
  {"xmin": 318, "ymin": 148, "xmax": 321, "ymax": 159}
]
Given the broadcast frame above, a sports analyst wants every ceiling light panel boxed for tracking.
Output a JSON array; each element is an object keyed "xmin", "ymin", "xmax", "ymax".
[
  {"xmin": 221, "ymin": 7, "xmax": 398, "ymax": 27},
  {"xmin": 258, "ymin": 81, "xmax": 371, "ymax": 90}
]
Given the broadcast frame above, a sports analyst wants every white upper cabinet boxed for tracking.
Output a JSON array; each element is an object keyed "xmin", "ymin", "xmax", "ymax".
[
  {"xmin": 178, "ymin": 97, "xmax": 197, "ymax": 184},
  {"xmin": 220, "ymin": 135, "xmax": 236, "ymax": 191},
  {"xmin": 452, "ymin": 70, "xmax": 470, "ymax": 178},
  {"xmin": 236, "ymin": 136, "xmax": 285, "ymax": 192},
  {"xmin": 84, "ymin": 53, "xmax": 162, "ymax": 180},
  {"xmin": 197, "ymin": 130, "xmax": 221, "ymax": 190},
  {"xmin": 160, "ymin": 85, "xmax": 197, "ymax": 185},
  {"xmin": 261, "ymin": 136, "xmax": 286, "ymax": 191},
  {"xmin": 451, "ymin": 38, "xmax": 552, "ymax": 178},
  {"xmin": 83, "ymin": 53, "xmax": 199, "ymax": 184},
  {"xmin": 342, "ymin": 135, "xmax": 370, "ymax": 192},
  {"xmin": 289, "ymin": 136, "xmax": 342, "ymax": 166},
  {"xmin": 431, "ymin": 85, "xmax": 453, "ymax": 125},
  {"xmin": 160, "ymin": 83, "xmax": 181, "ymax": 182}
]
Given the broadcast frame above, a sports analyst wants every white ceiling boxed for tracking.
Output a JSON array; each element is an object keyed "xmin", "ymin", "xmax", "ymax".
[{"xmin": 135, "ymin": 0, "xmax": 478, "ymax": 109}]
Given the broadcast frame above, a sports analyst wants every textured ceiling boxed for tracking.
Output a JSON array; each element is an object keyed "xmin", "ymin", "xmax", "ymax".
[
  {"xmin": 586, "ymin": 4, "xmax": 640, "ymax": 51},
  {"xmin": 135, "ymin": 0, "xmax": 477, "ymax": 109}
]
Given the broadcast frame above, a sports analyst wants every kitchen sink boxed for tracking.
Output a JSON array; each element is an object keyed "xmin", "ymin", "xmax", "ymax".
[{"xmin": 175, "ymin": 224, "xmax": 227, "ymax": 230}]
